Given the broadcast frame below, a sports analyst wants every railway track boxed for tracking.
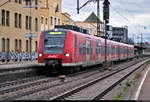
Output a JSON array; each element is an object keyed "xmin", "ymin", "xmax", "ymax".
[
  {"xmin": 0, "ymin": 64, "xmax": 108, "ymax": 100},
  {"xmin": 0, "ymin": 58, "xmax": 147, "ymax": 100},
  {"xmin": 0, "ymin": 65, "xmax": 44, "ymax": 83},
  {"xmin": 50, "ymin": 58, "xmax": 150, "ymax": 100}
]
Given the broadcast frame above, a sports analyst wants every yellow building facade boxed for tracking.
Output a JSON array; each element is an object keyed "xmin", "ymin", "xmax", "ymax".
[
  {"xmin": 61, "ymin": 12, "xmax": 73, "ymax": 25},
  {"xmin": 0, "ymin": 0, "xmax": 72, "ymax": 57},
  {"xmin": 39, "ymin": 0, "xmax": 62, "ymax": 31},
  {"xmin": 0, "ymin": 0, "xmax": 41, "ymax": 54}
]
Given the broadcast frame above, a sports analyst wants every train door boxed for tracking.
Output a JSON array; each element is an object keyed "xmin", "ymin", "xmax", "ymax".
[
  {"xmin": 86, "ymin": 39, "xmax": 90, "ymax": 66},
  {"xmin": 74, "ymin": 34, "xmax": 77, "ymax": 64},
  {"xmin": 118, "ymin": 44, "xmax": 120, "ymax": 60},
  {"xmin": 114, "ymin": 45, "xmax": 117, "ymax": 59},
  {"xmin": 108, "ymin": 42, "xmax": 111, "ymax": 61},
  {"xmin": 127, "ymin": 47, "xmax": 129, "ymax": 59},
  {"xmin": 98, "ymin": 41, "xmax": 101, "ymax": 63}
]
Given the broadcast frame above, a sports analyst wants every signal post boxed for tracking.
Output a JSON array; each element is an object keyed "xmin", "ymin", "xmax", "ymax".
[{"xmin": 103, "ymin": 0, "xmax": 110, "ymax": 69}]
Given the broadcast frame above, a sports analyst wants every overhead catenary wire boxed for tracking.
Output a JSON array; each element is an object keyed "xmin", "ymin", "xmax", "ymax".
[
  {"xmin": 117, "ymin": 0, "xmax": 143, "ymax": 34},
  {"xmin": 111, "ymin": 0, "xmax": 150, "ymax": 43},
  {"xmin": 110, "ymin": 5, "xmax": 140, "ymax": 35}
]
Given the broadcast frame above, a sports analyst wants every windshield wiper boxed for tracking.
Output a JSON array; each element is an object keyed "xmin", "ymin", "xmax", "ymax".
[{"xmin": 45, "ymin": 45, "xmax": 64, "ymax": 48}]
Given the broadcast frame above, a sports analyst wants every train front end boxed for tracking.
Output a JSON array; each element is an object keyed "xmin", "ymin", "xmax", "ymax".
[{"xmin": 38, "ymin": 29, "xmax": 70, "ymax": 73}]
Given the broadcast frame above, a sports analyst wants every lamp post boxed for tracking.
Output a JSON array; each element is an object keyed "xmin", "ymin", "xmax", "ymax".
[
  {"xmin": 96, "ymin": 0, "xmax": 101, "ymax": 37},
  {"xmin": 24, "ymin": 0, "xmax": 38, "ymax": 60},
  {"xmin": 29, "ymin": 4, "xmax": 32, "ymax": 61}
]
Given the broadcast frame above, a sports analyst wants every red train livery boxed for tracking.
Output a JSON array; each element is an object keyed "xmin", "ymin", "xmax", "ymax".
[{"xmin": 38, "ymin": 29, "xmax": 134, "ymax": 72}]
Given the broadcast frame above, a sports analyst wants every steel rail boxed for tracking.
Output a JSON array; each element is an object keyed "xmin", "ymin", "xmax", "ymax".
[
  {"xmin": 51, "ymin": 58, "xmax": 149, "ymax": 100},
  {"xmin": 92, "ymin": 60, "xmax": 150, "ymax": 100},
  {"xmin": 0, "ymin": 66, "xmax": 103, "ymax": 100},
  {"xmin": 0, "ymin": 58, "xmax": 146, "ymax": 100}
]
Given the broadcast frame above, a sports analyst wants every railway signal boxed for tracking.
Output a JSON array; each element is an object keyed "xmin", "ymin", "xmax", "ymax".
[
  {"xmin": 103, "ymin": 0, "xmax": 110, "ymax": 23},
  {"xmin": 76, "ymin": 0, "xmax": 102, "ymax": 36},
  {"xmin": 103, "ymin": 0, "xmax": 110, "ymax": 69}
]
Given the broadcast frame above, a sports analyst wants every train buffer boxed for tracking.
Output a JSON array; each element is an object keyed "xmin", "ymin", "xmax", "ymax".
[
  {"xmin": 108, "ymin": 66, "xmax": 112, "ymax": 71},
  {"xmin": 59, "ymin": 75, "xmax": 66, "ymax": 82}
]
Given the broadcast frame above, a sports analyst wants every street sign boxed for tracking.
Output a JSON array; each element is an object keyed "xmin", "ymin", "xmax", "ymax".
[
  {"xmin": 24, "ymin": 34, "xmax": 38, "ymax": 38},
  {"xmin": 23, "ymin": 5, "xmax": 38, "ymax": 8},
  {"xmin": 64, "ymin": 20, "xmax": 74, "ymax": 22}
]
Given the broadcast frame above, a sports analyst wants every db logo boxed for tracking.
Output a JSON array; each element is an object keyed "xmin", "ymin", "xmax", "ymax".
[{"xmin": 48, "ymin": 55, "xmax": 57, "ymax": 58}]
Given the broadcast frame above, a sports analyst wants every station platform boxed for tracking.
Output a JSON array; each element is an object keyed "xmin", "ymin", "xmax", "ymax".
[
  {"xmin": 133, "ymin": 64, "xmax": 150, "ymax": 100},
  {"xmin": 0, "ymin": 60, "xmax": 38, "ymax": 69}
]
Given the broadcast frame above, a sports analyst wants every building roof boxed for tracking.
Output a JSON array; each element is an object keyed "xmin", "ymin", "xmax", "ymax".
[{"xmin": 84, "ymin": 12, "xmax": 102, "ymax": 23}]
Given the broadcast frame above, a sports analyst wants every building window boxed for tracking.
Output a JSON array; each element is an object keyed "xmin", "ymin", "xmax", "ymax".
[
  {"xmin": 35, "ymin": 18, "xmax": 38, "ymax": 32},
  {"xmin": 2, "ymin": 38, "xmax": 5, "ymax": 52},
  {"xmin": 35, "ymin": 0, "xmax": 38, "ymax": 9},
  {"xmin": 6, "ymin": 11, "xmax": 10, "ymax": 26},
  {"xmin": 58, "ymin": 19, "xmax": 60, "ymax": 25},
  {"xmin": 1, "ymin": 9, "xmax": 5, "ymax": 26},
  {"xmin": 54, "ymin": 18, "xmax": 56, "ymax": 25},
  {"xmin": 29, "ymin": 16, "xmax": 32, "ymax": 30},
  {"xmin": 35, "ymin": 41, "xmax": 38, "ymax": 52},
  {"xmin": 26, "ymin": 16, "xmax": 29, "ymax": 30},
  {"xmin": 45, "ymin": 18, "xmax": 48, "ymax": 25},
  {"xmin": 45, "ymin": 0, "xmax": 48, "ymax": 8},
  {"xmin": 29, "ymin": 0, "xmax": 32, "ymax": 5},
  {"xmin": 19, "ymin": 40, "xmax": 22, "ymax": 51},
  {"xmin": 14, "ymin": 13, "xmax": 18, "ymax": 28},
  {"xmin": 26, "ymin": 40, "xmax": 28, "ymax": 52},
  {"xmin": 50, "ymin": 17, "xmax": 53, "ymax": 26},
  {"xmin": 19, "ymin": 14, "xmax": 22, "ymax": 28},
  {"xmin": 19, "ymin": 0, "xmax": 22, "ymax": 4},
  {"xmin": 41, "ymin": 17, "xmax": 43, "ymax": 24},
  {"xmin": 26, "ymin": 0, "xmax": 30, "ymax": 6},
  {"xmin": 6, "ymin": 38, "xmax": 10, "ymax": 52},
  {"xmin": 14, "ymin": 39, "xmax": 18, "ymax": 52}
]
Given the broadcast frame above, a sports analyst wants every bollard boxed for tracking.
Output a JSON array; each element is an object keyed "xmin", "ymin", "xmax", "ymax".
[
  {"xmin": 108, "ymin": 66, "xmax": 112, "ymax": 71},
  {"xmin": 59, "ymin": 75, "xmax": 66, "ymax": 82}
]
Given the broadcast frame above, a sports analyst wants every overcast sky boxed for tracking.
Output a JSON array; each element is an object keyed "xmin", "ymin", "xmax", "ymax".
[{"xmin": 62, "ymin": 0, "xmax": 150, "ymax": 43}]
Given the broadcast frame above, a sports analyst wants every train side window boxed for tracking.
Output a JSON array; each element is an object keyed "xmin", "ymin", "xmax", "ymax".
[
  {"xmin": 87, "ymin": 47, "xmax": 89, "ymax": 55},
  {"xmin": 102, "ymin": 46, "xmax": 104, "ymax": 55},
  {"xmin": 83, "ymin": 44, "xmax": 86, "ymax": 55},
  {"xmin": 113, "ymin": 46, "xmax": 115, "ymax": 55},
  {"xmin": 108, "ymin": 46, "xmax": 110, "ymax": 54},
  {"xmin": 99, "ymin": 46, "xmax": 101, "ymax": 54},
  {"xmin": 96, "ymin": 43, "xmax": 99, "ymax": 55},
  {"xmin": 79, "ymin": 43, "xmax": 82, "ymax": 55},
  {"xmin": 99, "ymin": 42, "xmax": 101, "ymax": 54},
  {"xmin": 112, "ymin": 45, "xmax": 113, "ymax": 54},
  {"xmin": 115, "ymin": 47, "xmax": 117, "ymax": 54},
  {"xmin": 87, "ymin": 41, "xmax": 90, "ymax": 55},
  {"xmin": 75, "ymin": 35, "xmax": 77, "ymax": 47},
  {"xmin": 90, "ymin": 44, "xmax": 93, "ymax": 55}
]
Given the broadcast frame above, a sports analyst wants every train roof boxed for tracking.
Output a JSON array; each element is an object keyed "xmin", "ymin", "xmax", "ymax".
[
  {"xmin": 43, "ymin": 28, "xmax": 69, "ymax": 33},
  {"xmin": 43, "ymin": 28, "xmax": 134, "ymax": 48}
]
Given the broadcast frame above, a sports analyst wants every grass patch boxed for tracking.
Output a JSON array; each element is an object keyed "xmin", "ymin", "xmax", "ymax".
[
  {"xmin": 114, "ymin": 73, "xmax": 141, "ymax": 100},
  {"xmin": 114, "ymin": 82, "xmax": 131, "ymax": 100}
]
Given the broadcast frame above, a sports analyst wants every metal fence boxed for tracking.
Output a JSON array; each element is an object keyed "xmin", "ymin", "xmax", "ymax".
[{"xmin": 0, "ymin": 52, "xmax": 38, "ymax": 63}]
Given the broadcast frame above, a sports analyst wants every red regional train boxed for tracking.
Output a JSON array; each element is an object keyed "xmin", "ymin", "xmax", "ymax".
[{"xmin": 38, "ymin": 28, "xmax": 134, "ymax": 73}]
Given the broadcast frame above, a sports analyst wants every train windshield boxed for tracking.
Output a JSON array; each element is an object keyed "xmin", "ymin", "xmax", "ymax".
[{"xmin": 43, "ymin": 30, "xmax": 67, "ymax": 54}]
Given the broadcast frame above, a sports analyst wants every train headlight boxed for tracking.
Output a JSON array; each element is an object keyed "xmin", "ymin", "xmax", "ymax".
[
  {"xmin": 65, "ymin": 53, "xmax": 70, "ymax": 57},
  {"xmin": 39, "ymin": 53, "xmax": 42, "ymax": 57}
]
